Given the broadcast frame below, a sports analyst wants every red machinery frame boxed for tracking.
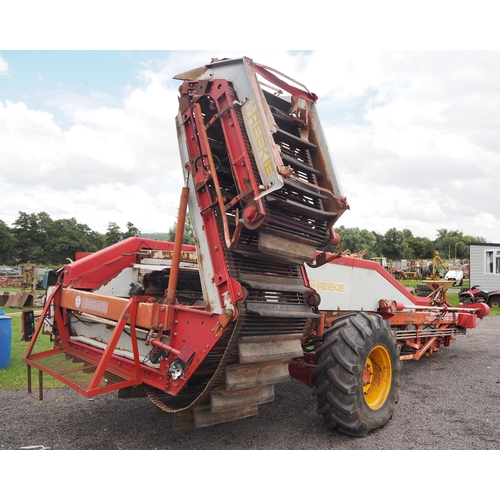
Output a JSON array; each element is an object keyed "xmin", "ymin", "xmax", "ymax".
[{"xmin": 23, "ymin": 227, "xmax": 229, "ymax": 400}]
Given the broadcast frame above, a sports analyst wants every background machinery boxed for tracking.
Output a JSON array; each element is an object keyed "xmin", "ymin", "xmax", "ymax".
[
  {"xmin": 459, "ymin": 284, "xmax": 500, "ymax": 309},
  {"xmin": 23, "ymin": 57, "xmax": 488, "ymax": 437}
]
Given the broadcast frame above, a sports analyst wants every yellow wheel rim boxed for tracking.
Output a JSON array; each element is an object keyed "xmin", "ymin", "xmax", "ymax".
[{"xmin": 363, "ymin": 345, "xmax": 392, "ymax": 410}]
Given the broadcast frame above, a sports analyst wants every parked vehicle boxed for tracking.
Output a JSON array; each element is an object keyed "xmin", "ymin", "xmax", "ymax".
[
  {"xmin": 0, "ymin": 265, "xmax": 21, "ymax": 279},
  {"xmin": 459, "ymin": 285, "xmax": 500, "ymax": 308},
  {"xmin": 445, "ymin": 269, "xmax": 464, "ymax": 286}
]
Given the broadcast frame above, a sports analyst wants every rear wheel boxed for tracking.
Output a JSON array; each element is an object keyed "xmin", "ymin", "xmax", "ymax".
[
  {"xmin": 312, "ymin": 312, "xmax": 401, "ymax": 437},
  {"xmin": 415, "ymin": 284, "xmax": 433, "ymax": 296},
  {"xmin": 488, "ymin": 297, "xmax": 500, "ymax": 308}
]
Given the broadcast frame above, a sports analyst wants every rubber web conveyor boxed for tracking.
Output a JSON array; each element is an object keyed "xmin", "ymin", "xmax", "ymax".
[{"xmin": 144, "ymin": 57, "xmax": 349, "ymax": 428}]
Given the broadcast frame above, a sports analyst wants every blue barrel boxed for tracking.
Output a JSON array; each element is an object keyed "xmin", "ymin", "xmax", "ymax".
[{"xmin": 0, "ymin": 311, "xmax": 12, "ymax": 369}]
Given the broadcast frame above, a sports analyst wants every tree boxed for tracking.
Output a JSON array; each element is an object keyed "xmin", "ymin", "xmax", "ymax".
[
  {"xmin": 47, "ymin": 218, "xmax": 105, "ymax": 264},
  {"xmin": 6, "ymin": 209, "xmax": 488, "ymax": 267},
  {"xmin": 380, "ymin": 228, "xmax": 408, "ymax": 260},
  {"xmin": 434, "ymin": 229, "xmax": 471, "ymax": 260},
  {"xmin": 358, "ymin": 229, "xmax": 378, "ymax": 258},
  {"xmin": 105, "ymin": 221, "xmax": 141, "ymax": 246},
  {"xmin": 0, "ymin": 220, "xmax": 17, "ymax": 265},
  {"xmin": 122, "ymin": 222, "xmax": 140, "ymax": 239},
  {"xmin": 406, "ymin": 235, "xmax": 435, "ymax": 259},
  {"xmin": 331, "ymin": 226, "xmax": 378, "ymax": 257},
  {"xmin": 11, "ymin": 212, "xmax": 53, "ymax": 263},
  {"xmin": 167, "ymin": 213, "xmax": 195, "ymax": 245},
  {"xmin": 105, "ymin": 222, "xmax": 123, "ymax": 247},
  {"xmin": 370, "ymin": 231, "xmax": 385, "ymax": 257}
]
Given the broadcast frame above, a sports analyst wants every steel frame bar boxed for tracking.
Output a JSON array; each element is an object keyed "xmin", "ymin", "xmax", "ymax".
[
  {"xmin": 179, "ymin": 93, "xmax": 244, "ymax": 308},
  {"xmin": 23, "ymin": 282, "xmax": 63, "ymax": 359},
  {"xmin": 166, "ymin": 187, "xmax": 190, "ymax": 306},
  {"xmin": 88, "ymin": 295, "xmax": 142, "ymax": 392},
  {"xmin": 400, "ymin": 337, "xmax": 439, "ymax": 361}
]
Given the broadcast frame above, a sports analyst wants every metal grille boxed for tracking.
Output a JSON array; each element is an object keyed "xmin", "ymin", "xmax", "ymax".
[{"xmin": 32, "ymin": 350, "xmax": 130, "ymax": 390}]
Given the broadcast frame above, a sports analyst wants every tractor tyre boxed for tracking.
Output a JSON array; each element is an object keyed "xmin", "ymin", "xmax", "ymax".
[
  {"xmin": 488, "ymin": 297, "xmax": 500, "ymax": 309},
  {"xmin": 415, "ymin": 284, "xmax": 433, "ymax": 297},
  {"xmin": 312, "ymin": 312, "xmax": 401, "ymax": 437}
]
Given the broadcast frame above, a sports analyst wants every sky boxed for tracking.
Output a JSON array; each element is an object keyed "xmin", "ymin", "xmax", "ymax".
[{"xmin": 1, "ymin": 4, "xmax": 500, "ymax": 244}]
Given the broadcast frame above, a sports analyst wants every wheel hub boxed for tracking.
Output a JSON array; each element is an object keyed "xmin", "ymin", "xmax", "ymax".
[{"xmin": 363, "ymin": 345, "xmax": 392, "ymax": 411}]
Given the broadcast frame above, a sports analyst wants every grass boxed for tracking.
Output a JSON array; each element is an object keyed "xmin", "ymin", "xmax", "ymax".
[
  {"xmin": 397, "ymin": 278, "xmax": 470, "ymax": 289},
  {"xmin": 0, "ymin": 285, "xmax": 65, "ymax": 391},
  {"xmin": 0, "ymin": 309, "xmax": 65, "ymax": 391}
]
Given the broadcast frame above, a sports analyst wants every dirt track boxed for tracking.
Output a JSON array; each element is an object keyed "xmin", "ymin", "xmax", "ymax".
[{"xmin": 1, "ymin": 315, "xmax": 499, "ymax": 450}]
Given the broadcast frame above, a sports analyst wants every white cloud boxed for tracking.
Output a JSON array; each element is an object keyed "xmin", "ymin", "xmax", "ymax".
[
  {"xmin": 0, "ymin": 60, "xmax": 185, "ymax": 233},
  {"xmin": 322, "ymin": 51, "xmax": 500, "ymax": 242},
  {"xmin": 1, "ymin": 50, "xmax": 500, "ymax": 244},
  {"xmin": 0, "ymin": 55, "xmax": 9, "ymax": 76}
]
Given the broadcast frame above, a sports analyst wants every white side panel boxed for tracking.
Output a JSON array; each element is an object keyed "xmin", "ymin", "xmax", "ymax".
[
  {"xmin": 307, "ymin": 260, "xmax": 416, "ymax": 312},
  {"xmin": 95, "ymin": 267, "xmax": 139, "ymax": 297},
  {"xmin": 241, "ymin": 97, "xmax": 284, "ymax": 197},
  {"xmin": 176, "ymin": 113, "xmax": 222, "ymax": 313},
  {"xmin": 309, "ymin": 103, "xmax": 345, "ymax": 201}
]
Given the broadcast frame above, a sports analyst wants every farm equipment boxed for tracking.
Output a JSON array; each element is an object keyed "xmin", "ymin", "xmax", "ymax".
[
  {"xmin": 415, "ymin": 250, "xmax": 456, "ymax": 296},
  {"xmin": 459, "ymin": 285, "xmax": 500, "ymax": 309},
  {"xmin": 23, "ymin": 57, "xmax": 489, "ymax": 437},
  {"xmin": 403, "ymin": 271, "xmax": 419, "ymax": 280},
  {"xmin": 428, "ymin": 250, "xmax": 449, "ymax": 279},
  {"xmin": 444, "ymin": 268, "xmax": 464, "ymax": 286}
]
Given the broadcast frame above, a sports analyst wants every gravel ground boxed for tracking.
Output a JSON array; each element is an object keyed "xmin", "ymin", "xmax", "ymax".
[{"xmin": 1, "ymin": 315, "xmax": 499, "ymax": 451}]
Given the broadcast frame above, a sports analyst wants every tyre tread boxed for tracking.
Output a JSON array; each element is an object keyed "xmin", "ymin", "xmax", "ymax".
[{"xmin": 312, "ymin": 312, "xmax": 401, "ymax": 437}]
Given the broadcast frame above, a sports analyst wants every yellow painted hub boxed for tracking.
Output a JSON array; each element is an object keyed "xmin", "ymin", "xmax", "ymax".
[{"xmin": 362, "ymin": 345, "xmax": 392, "ymax": 410}]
